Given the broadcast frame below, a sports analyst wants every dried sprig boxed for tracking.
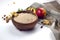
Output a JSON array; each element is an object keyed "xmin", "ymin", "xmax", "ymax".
[{"xmin": 17, "ymin": 8, "xmax": 23, "ymax": 13}]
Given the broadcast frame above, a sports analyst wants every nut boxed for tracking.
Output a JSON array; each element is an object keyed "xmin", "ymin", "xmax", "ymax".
[
  {"xmin": 5, "ymin": 16, "xmax": 12, "ymax": 23},
  {"xmin": 13, "ymin": 13, "xmax": 18, "ymax": 17},
  {"xmin": 11, "ymin": 12, "xmax": 18, "ymax": 17},
  {"xmin": 42, "ymin": 19, "xmax": 50, "ymax": 25}
]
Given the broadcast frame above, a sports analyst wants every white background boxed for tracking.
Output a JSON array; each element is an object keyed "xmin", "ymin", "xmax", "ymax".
[{"xmin": 0, "ymin": 0, "xmax": 56, "ymax": 40}]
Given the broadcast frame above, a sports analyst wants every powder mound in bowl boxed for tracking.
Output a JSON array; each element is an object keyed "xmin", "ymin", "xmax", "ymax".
[{"xmin": 14, "ymin": 13, "xmax": 37, "ymax": 24}]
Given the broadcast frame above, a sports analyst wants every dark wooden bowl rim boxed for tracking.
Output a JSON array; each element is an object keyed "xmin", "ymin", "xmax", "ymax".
[{"xmin": 12, "ymin": 11, "xmax": 38, "ymax": 25}]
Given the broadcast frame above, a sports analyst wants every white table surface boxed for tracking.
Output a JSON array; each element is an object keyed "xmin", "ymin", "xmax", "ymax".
[{"xmin": 0, "ymin": 0, "xmax": 56, "ymax": 40}]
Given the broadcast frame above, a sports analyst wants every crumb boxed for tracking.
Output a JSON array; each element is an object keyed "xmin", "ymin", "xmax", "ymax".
[
  {"xmin": 3, "ymin": 18, "xmax": 5, "ymax": 20},
  {"xmin": 2, "ymin": 17, "xmax": 3, "ymax": 18},
  {"xmin": 13, "ymin": 2, "xmax": 15, "ymax": 4},
  {"xmin": 8, "ymin": 4, "xmax": 9, "ymax": 5},
  {"xmin": 40, "ymin": 26, "xmax": 43, "ymax": 28},
  {"xmin": 4, "ymin": 15, "xmax": 6, "ymax": 17}
]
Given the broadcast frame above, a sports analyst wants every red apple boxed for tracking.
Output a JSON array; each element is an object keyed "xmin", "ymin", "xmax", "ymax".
[{"xmin": 36, "ymin": 8, "xmax": 46, "ymax": 19}]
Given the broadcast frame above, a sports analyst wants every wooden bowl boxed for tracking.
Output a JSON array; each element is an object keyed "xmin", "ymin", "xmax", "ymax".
[{"xmin": 12, "ymin": 11, "xmax": 38, "ymax": 31}]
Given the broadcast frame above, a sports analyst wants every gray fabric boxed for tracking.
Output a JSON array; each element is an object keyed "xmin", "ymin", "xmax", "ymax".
[{"xmin": 44, "ymin": 1, "xmax": 60, "ymax": 40}]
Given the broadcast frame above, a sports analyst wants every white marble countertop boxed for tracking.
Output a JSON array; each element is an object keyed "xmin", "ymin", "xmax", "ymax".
[{"xmin": 0, "ymin": 0, "xmax": 56, "ymax": 40}]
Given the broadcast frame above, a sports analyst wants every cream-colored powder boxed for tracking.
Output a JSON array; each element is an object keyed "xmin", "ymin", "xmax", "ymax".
[{"xmin": 14, "ymin": 13, "xmax": 37, "ymax": 24}]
